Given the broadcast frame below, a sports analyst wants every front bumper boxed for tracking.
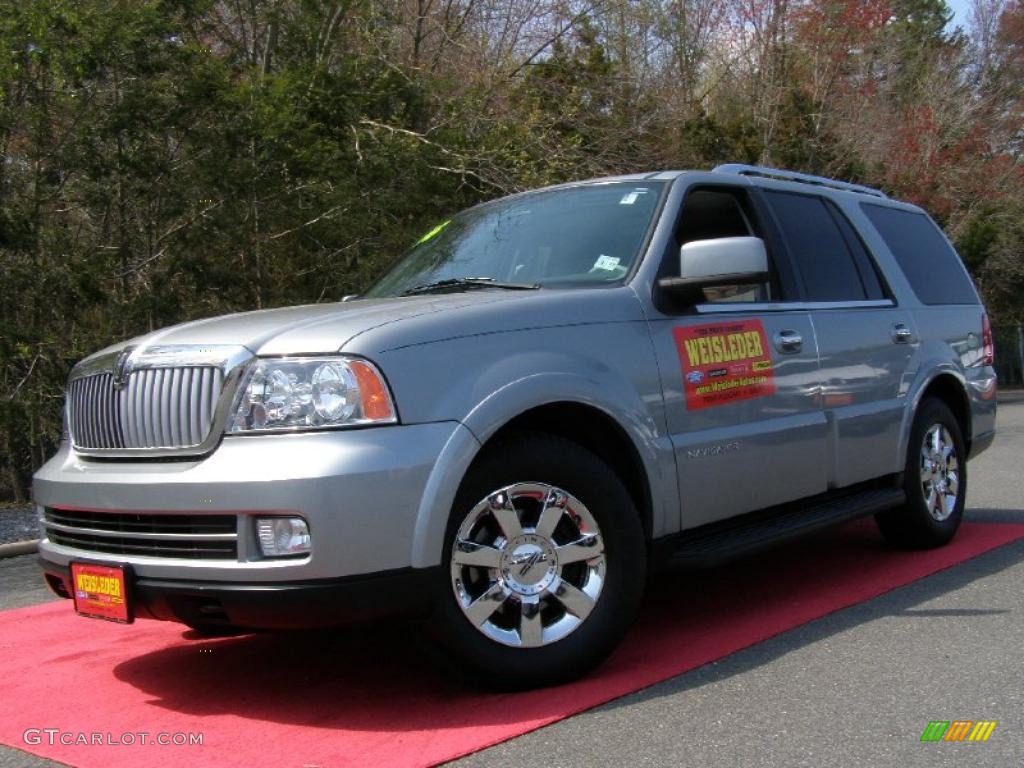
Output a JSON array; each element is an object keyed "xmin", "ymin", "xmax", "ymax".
[
  {"xmin": 33, "ymin": 422, "xmax": 469, "ymax": 584},
  {"xmin": 40, "ymin": 559, "xmax": 439, "ymax": 629}
]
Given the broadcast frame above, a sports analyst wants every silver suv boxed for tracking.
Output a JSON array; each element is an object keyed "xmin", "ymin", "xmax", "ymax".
[{"xmin": 35, "ymin": 164, "xmax": 997, "ymax": 688}]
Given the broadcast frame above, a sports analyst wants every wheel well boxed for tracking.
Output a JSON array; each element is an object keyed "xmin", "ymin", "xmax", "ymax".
[
  {"xmin": 480, "ymin": 402, "xmax": 653, "ymax": 541},
  {"xmin": 919, "ymin": 375, "xmax": 971, "ymax": 451}
]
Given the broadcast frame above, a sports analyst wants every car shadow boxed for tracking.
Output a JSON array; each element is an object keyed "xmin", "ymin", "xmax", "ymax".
[{"xmin": 110, "ymin": 510, "xmax": 1024, "ymax": 732}]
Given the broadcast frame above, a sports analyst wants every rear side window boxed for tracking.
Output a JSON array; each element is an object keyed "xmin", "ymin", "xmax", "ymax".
[
  {"xmin": 861, "ymin": 204, "xmax": 978, "ymax": 305},
  {"xmin": 764, "ymin": 191, "xmax": 871, "ymax": 301}
]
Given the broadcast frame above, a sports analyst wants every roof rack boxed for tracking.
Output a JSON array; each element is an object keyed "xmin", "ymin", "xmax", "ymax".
[{"xmin": 713, "ymin": 164, "xmax": 887, "ymax": 199}]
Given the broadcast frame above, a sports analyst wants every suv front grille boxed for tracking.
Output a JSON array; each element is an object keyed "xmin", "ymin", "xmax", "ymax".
[
  {"xmin": 44, "ymin": 508, "xmax": 238, "ymax": 560},
  {"xmin": 68, "ymin": 367, "xmax": 223, "ymax": 451}
]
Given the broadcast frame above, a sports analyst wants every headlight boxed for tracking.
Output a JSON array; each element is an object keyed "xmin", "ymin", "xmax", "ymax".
[{"xmin": 229, "ymin": 356, "xmax": 397, "ymax": 433}]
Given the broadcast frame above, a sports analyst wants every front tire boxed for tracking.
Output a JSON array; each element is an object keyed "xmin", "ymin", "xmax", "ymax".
[
  {"xmin": 432, "ymin": 433, "xmax": 646, "ymax": 689},
  {"xmin": 875, "ymin": 398, "xmax": 966, "ymax": 549}
]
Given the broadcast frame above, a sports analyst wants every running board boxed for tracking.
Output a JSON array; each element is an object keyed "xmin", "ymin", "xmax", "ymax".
[{"xmin": 664, "ymin": 486, "xmax": 905, "ymax": 568}]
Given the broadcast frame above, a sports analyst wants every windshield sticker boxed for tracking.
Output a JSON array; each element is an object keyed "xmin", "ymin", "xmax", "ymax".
[
  {"xmin": 591, "ymin": 254, "xmax": 622, "ymax": 271},
  {"xmin": 415, "ymin": 219, "xmax": 451, "ymax": 246},
  {"xmin": 619, "ymin": 188, "xmax": 650, "ymax": 205},
  {"xmin": 673, "ymin": 320, "xmax": 775, "ymax": 409}
]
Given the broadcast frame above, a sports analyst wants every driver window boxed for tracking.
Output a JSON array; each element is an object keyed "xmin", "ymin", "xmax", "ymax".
[{"xmin": 674, "ymin": 188, "xmax": 772, "ymax": 304}]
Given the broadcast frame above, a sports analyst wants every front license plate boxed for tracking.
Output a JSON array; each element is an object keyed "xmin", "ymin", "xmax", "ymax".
[{"xmin": 70, "ymin": 562, "xmax": 133, "ymax": 623}]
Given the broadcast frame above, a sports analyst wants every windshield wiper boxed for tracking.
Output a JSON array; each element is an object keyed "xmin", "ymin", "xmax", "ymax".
[{"xmin": 399, "ymin": 277, "xmax": 540, "ymax": 296}]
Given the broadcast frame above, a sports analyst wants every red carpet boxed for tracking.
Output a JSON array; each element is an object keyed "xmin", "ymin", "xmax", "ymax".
[{"xmin": 2, "ymin": 520, "xmax": 1023, "ymax": 768}]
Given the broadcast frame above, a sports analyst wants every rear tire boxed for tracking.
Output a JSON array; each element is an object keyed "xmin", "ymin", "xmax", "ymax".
[
  {"xmin": 432, "ymin": 432, "xmax": 646, "ymax": 689},
  {"xmin": 875, "ymin": 398, "xmax": 966, "ymax": 549}
]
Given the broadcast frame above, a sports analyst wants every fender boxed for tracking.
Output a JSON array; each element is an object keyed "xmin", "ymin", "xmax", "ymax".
[
  {"xmin": 408, "ymin": 370, "xmax": 677, "ymax": 568},
  {"xmin": 897, "ymin": 361, "xmax": 970, "ymax": 465},
  {"xmin": 409, "ymin": 421, "xmax": 482, "ymax": 568}
]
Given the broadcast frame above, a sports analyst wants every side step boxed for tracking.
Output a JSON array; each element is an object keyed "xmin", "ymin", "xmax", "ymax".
[{"xmin": 665, "ymin": 486, "xmax": 906, "ymax": 568}]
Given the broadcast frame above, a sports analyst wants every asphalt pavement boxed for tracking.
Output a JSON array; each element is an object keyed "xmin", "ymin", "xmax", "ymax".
[
  {"xmin": 0, "ymin": 507, "xmax": 39, "ymax": 545},
  {"xmin": 2, "ymin": 394, "xmax": 1023, "ymax": 768}
]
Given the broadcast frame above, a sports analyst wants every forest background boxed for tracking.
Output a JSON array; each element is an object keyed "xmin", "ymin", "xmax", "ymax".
[{"xmin": 2, "ymin": 0, "xmax": 1022, "ymax": 500}]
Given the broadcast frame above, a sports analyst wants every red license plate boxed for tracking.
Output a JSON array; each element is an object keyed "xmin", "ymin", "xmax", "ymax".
[{"xmin": 70, "ymin": 562, "xmax": 132, "ymax": 623}]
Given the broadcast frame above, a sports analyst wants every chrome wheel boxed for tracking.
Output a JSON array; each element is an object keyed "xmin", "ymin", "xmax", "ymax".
[
  {"xmin": 920, "ymin": 423, "xmax": 960, "ymax": 522},
  {"xmin": 449, "ymin": 482, "xmax": 606, "ymax": 649}
]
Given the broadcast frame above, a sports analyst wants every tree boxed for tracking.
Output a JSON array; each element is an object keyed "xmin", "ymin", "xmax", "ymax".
[{"xmin": 1, "ymin": 0, "xmax": 1023, "ymax": 499}]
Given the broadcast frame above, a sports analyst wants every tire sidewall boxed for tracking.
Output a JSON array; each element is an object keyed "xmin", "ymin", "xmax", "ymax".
[
  {"xmin": 434, "ymin": 433, "xmax": 646, "ymax": 686},
  {"xmin": 903, "ymin": 399, "xmax": 967, "ymax": 542}
]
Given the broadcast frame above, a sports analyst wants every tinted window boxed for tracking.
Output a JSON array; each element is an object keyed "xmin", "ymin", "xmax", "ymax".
[
  {"xmin": 831, "ymin": 207, "xmax": 886, "ymax": 300},
  {"xmin": 765, "ymin": 191, "xmax": 868, "ymax": 301},
  {"xmin": 677, "ymin": 189, "xmax": 752, "ymax": 244},
  {"xmin": 861, "ymin": 204, "xmax": 977, "ymax": 305}
]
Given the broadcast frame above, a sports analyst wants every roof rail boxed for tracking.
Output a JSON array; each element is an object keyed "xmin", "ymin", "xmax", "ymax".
[{"xmin": 713, "ymin": 164, "xmax": 887, "ymax": 199}]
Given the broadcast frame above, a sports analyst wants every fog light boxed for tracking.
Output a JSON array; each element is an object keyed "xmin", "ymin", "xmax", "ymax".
[{"xmin": 256, "ymin": 517, "xmax": 311, "ymax": 557}]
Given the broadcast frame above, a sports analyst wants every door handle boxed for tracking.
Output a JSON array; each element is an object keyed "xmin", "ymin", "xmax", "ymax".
[
  {"xmin": 774, "ymin": 329, "xmax": 803, "ymax": 353},
  {"xmin": 892, "ymin": 323, "xmax": 914, "ymax": 344}
]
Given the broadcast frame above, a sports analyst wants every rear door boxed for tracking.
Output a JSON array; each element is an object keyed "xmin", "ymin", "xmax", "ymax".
[
  {"xmin": 647, "ymin": 184, "xmax": 828, "ymax": 529},
  {"xmin": 760, "ymin": 190, "xmax": 918, "ymax": 487}
]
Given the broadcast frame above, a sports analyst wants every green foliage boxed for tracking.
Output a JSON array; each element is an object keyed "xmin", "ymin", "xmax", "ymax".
[{"xmin": 956, "ymin": 208, "xmax": 1001, "ymax": 273}]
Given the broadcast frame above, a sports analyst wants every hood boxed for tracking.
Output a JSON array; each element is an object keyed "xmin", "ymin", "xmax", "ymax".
[{"xmin": 79, "ymin": 293, "xmax": 524, "ymax": 364}]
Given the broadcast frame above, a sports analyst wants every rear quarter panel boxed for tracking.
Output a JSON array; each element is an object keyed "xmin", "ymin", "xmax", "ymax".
[{"xmin": 901, "ymin": 306, "xmax": 997, "ymax": 460}]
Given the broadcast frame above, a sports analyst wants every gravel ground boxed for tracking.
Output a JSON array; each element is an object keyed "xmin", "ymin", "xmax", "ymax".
[{"xmin": 0, "ymin": 507, "xmax": 39, "ymax": 545}]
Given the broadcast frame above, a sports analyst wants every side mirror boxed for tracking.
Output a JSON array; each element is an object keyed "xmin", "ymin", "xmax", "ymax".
[{"xmin": 658, "ymin": 236, "xmax": 768, "ymax": 294}]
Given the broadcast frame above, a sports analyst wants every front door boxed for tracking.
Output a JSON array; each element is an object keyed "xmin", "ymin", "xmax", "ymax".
[{"xmin": 648, "ymin": 184, "xmax": 828, "ymax": 529}]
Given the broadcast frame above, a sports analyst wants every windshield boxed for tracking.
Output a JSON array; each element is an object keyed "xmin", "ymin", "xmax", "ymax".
[{"xmin": 364, "ymin": 181, "xmax": 665, "ymax": 297}]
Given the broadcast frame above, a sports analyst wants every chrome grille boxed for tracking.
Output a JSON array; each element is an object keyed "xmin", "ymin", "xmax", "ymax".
[
  {"xmin": 44, "ymin": 508, "xmax": 238, "ymax": 560},
  {"xmin": 69, "ymin": 367, "xmax": 223, "ymax": 451}
]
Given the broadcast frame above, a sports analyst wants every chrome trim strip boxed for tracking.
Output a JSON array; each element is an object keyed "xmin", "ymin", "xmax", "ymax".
[
  {"xmin": 43, "ymin": 521, "xmax": 237, "ymax": 541},
  {"xmin": 44, "ymin": 535, "xmax": 238, "ymax": 559},
  {"xmin": 70, "ymin": 345, "xmax": 253, "ymax": 383},
  {"xmin": 696, "ymin": 299, "xmax": 895, "ymax": 314},
  {"xmin": 69, "ymin": 350, "xmax": 125, "ymax": 381}
]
